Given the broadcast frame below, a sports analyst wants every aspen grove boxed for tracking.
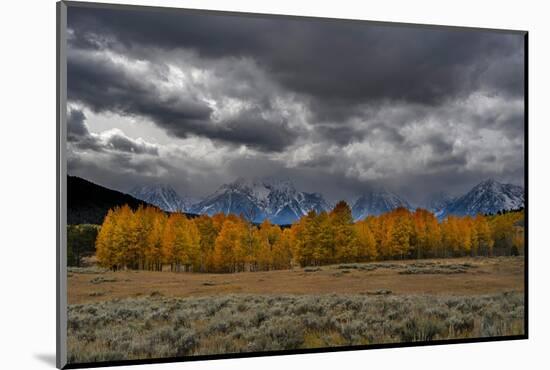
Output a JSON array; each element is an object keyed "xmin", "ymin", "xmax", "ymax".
[{"xmin": 94, "ymin": 201, "xmax": 524, "ymax": 273}]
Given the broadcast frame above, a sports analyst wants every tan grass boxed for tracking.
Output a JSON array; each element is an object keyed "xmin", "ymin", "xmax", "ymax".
[{"xmin": 68, "ymin": 257, "xmax": 524, "ymax": 304}]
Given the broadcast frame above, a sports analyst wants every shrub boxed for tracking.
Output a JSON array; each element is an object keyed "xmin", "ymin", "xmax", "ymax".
[
  {"xmin": 67, "ymin": 292, "xmax": 524, "ymax": 363},
  {"xmin": 447, "ymin": 314, "xmax": 475, "ymax": 334},
  {"xmin": 90, "ymin": 276, "xmax": 118, "ymax": 284},
  {"xmin": 398, "ymin": 316, "xmax": 445, "ymax": 342},
  {"xmin": 89, "ymin": 292, "xmax": 106, "ymax": 297},
  {"xmin": 304, "ymin": 267, "xmax": 321, "ymax": 272}
]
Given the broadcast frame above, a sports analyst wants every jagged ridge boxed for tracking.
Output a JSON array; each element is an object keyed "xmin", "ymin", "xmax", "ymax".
[
  {"xmin": 130, "ymin": 184, "xmax": 192, "ymax": 212},
  {"xmin": 190, "ymin": 177, "xmax": 332, "ymax": 224},
  {"xmin": 351, "ymin": 190, "xmax": 411, "ymax": 220},
  {"xmin": 439, "ymin": 179, "xmax": 524, "ymax": 218}
]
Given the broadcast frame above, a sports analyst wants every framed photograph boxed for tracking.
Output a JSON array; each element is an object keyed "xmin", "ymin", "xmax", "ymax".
[{"xmin": 56, "ymin": 1, "xmax": 527, "ymax": 368}]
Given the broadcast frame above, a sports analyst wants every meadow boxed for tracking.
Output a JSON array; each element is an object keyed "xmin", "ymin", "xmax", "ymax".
[{"xmin": 67, "ymin": 256, "xmax": 524, "ymax": 364}]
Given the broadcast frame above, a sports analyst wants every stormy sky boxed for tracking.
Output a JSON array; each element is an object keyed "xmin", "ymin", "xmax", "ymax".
[{"xmin": 66, "ymin": 5, "xmax": 525, "ymax": 206}]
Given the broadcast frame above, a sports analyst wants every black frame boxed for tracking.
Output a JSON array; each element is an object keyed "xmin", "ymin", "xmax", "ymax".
[{"xmin": 56, "ymin": 1, "xmax": 529, "ymax": 368}]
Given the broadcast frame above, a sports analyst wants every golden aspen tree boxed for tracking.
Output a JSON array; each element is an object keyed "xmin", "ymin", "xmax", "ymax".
[
  {"xmin": 170, "ymin": 214, "xmax": 186, "ymax": 272},
  {"xmin": 390, "ymin": 208, "xmax": 413, "ymax": 259},
  {"xmin": 355, "ymin": 220, "xmax": 377, "ymax": 261},
  {"xmin": 183, "ymin": 218, "xmax": 201, "ymax": 272},
  {"xmin": 467, "ymin": 218, "xmax": 478, "ymax": 257},
  {"xmin": 161, "ymin": 214, "xmax": 177, "ymax": 271},
  {"xmin": 211, "ymin": 213, "xmax": 226, "ymax": 233},
  {"xmin": 379, "ymin": 215, "xmax": 395, "ymax": 259},
  {"xmin": 229, "ymin": 218, "xmax": 249, "ymax": 272},
  {"xmin": 110, "ymin": 205, "xmax": 136, "ymax": 269},
  {"xmin": 441, "ymin": 216, "xmax": 461, "ymax": 257},
  {"xmin": 213, "ymin": 219, "xmax": 241, "ymax": 272},
  {"xmin": 256, "ymin": 220, "xmax": 274, "ymax": 270},
  {"xmin": 127, "ymin": 206, "xmax": 148, "ymax": 270},
  {"xmin": 476, "ymin": 215, "xmax": 494, "ymax": 256},
  {"xmin": 316, "ymin": 211, "xmax": 335, "ymax": 264},
  {"xmin": 412, "ymin": 209, "xmax": 441, "ymax": 259},
  {"xmin": 167, "ymin": 214, "xmax": 199, "ymax": 272},
  {"xmin": 365, "ymin": 215, "xmax": 384, "ymax": 259},
  {"xmin": 299, "ymin": 211, "xmax": 320, "ymax": 266},
  {"xmin": 330, "ymin": 201, "xmax": 357, "ymax": 263},
  {"xmin": 272, "ymin": 228, "xmax": 293, "ymax": 270},
  {"xmin": 194, "ymin": 215, "xmax": 218, "ymax": 272},
  {"xmin": 424, "ymin": 213, "xmax": 442, "ymax": 258},
  {"xmin": 146, "ymin": 211, "xmax": 166, "ymax": 271},
  {"xmin": 290, "ymin": 216, "xmax": 306, "ymax": 266},
  {"xmin": 96, "ymin": 209, "xmax": 117, "ymax": 269},
  {"xmin": 462, "ymin": 217, "xmax": 474, "ymax": 256}
]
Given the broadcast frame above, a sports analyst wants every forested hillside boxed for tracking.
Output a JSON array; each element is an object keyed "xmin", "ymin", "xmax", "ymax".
[{"xmin": 68, "ymin": 176, "xmax": 150, "ymax": 224}]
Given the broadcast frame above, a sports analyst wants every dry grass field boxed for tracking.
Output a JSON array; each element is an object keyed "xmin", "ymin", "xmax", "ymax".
[
  {"xmin": 66, "ymin": 257, "xmax": 525, "ymax": 364},
  {"xmin": 68, "ymin": 257, "xmax": 524, "ymax": 304}
]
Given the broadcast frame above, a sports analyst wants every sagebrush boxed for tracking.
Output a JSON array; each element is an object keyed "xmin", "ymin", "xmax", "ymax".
[{"xmin": 67, "ymin": 292, "xmax": 524, "ymax": 363}]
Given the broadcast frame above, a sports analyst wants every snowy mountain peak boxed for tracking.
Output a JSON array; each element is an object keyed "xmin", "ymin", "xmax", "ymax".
[
  {"xmin": 352, "ymin": 189, "xmax": 411, "ymax": 220},
  {"xmin": 128, "ymin": 177, "xmax": 524, "ymax": 222},
  {"xmin": 190, "ymin": 177, "xmax": 330, "ymax": 224},
  {"xmin": 426, "ymin": 191, "xmax": 457, "ymax": 218},
  {"xmin": 439, "ymin": 179, "xmax": 524, "ymax": 218},
  {"xmin": 478, "ymin": 178, "xmax": 497, "ymax": 186},
  {"xmin": 231, "ymin": 177, "xmax": 295, "ymax": 191},
  {"xmin": 129, "ymin": 184, "xmax": 192, "ymax": 212}
]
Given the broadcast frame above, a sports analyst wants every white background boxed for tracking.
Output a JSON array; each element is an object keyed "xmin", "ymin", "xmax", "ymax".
[{"xmin": 1, "ymin": 0, "xmax": 548, "ymax": 368}]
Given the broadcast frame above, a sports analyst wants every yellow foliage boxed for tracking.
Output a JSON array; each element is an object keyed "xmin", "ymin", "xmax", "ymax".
[{"xmin": 95, "ymin": 203, "xmax": 524, "ymax": 272}]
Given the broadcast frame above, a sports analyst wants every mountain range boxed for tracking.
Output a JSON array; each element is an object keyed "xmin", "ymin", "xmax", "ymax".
[
  {"xmin": 130, "ymin": 184, "xmax": 194, "ymax": 213},
  {"xmin": 351, "ymin": 190, "xmax": 411, "ymax": 220},
  {"xmin": 190, "ymin": 177, "xmax": 332, "ymax": 224},
  {"xmin": 436, "ymin": 179, "xmax": 524, "ymax": 219},
  {"xmin": 67, "ymin": 176, "xmax": 525, "ymax": 225}
]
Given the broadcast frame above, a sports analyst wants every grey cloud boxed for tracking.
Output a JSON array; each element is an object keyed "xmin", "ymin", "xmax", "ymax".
[
  {"xmin": 67, "ymin": 107, "xmax": 159, "ymax": 156},
  {"xmin": 369, "ymin": 123, "xmax": 407, "ymax": 146},
  {"xmin": 67, "ymin": 48, "xmax": 297, "ymax": 152},
  {"xmin": 68, "ymin": 6, "xmax": 524, "ymax": 115},
  {"xmin": 67, "ymin": 108, "xmax": 89, "ymax": 139},
  {"xmin": 103, "ymin": 132, "xmax": 158, "ymax": 156},
  {"xmin": 65, "ymin": 4, "xmax": 525, "ymax": 205},
  {"xmin": 67, "ymin": 108, "xmax": 105, "ymax": 152},
  {"xmin": 427, "ymin": 135, "xmax": 454, "ymax": 156},
  {"xmin": 426, "ymin": 152, "xmax": 468, "ymax": 170},
  {"xmin": 67, "ymin": 50, "xmax": 212, "ymax": 128},
  {"xmin": 161, "ymin": 107, "xmax": 298, "ymax": 152},
  {"xmin": 68, "ymin": 152, "xmax": 169, "ymax": 191}
]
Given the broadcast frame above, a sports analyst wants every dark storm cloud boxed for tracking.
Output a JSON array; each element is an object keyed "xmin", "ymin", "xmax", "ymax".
[
  {"xmin": 67, "ymin": 47, "xmax": 296, "ymax": 152},
  {"xmin": 67, "ymin": 108, "xmax": 89, "ymax": 139},
  {"xmin": 68, "ymin": 152, "xmax": 170, "ymax": 191},
  {"xmin": 67, "ymin": 107, "xmax": 159, "ymax": 155},
  {"xmin": 67, "ymin": 50, "xmax": 212, "ymax": 121},
  {"xmin": 426, "ymin": 152, "xmax": 468, "ymax": 170},
  {"xmin": 427, "ymin": 135, "xmax": 454, "ymax": 156},
  {"xmin": 213, "ymin": 111, "xmax": 296, "ymax": 152},
  {"xmin": 67, "ymin": 50, "xmax": 211, "ymax": 133},
  {"xmin": 65, "ymin": 4, "xmax": 525, "ymax": 204},
  {"xmin": 155, "ymin": 105, "xmax": 297, "ymax": 153},
  {"xmin": 487, "ymin": 109, "xmax": 525, "ymax": 139},
  {"xmin": 105, "ymin": 133, "xmax": 158, "ymax": 155},
  {"xmin": 67, "ymin": 108, "xmax": 105, "ymax": 152},
  {"xmin": 313, "ymin": 124, "xmax": 367, "ymax": 146},
  {"xmin": 369, "ymin": 123, "xmax": 408, "ymax": 146},
  {"xmin": 68, "ymin": 6, "xmax": 524, "ymax": 113}
]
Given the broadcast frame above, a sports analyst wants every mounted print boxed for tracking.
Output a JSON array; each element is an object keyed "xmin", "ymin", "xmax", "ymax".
[{"xmin": 56, "ymin": 1, "xmax": 528, "ymax": 368}]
